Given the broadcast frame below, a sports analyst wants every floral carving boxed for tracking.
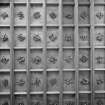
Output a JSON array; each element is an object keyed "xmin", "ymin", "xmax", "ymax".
[
  {"xmin": 80, "ymin": 55, "xmax": 88, "ymax": 63},
  {"xmin": 33, "ymin": 35, "xmax": 41, "ymax": 42},
  {"xmin": 0, "ymin": 32, "xmax": 8, "ymax": 42},
  {"xmin": 0, "ymin": 12, "xmax": 8, "ymax": 20},
  {"xmin": 49, "ymin": 12, "xmax": 57, "ymax": 20},
  {"xmin": 17, "ymin": 34, "xmax": 25, "ymax": 42},
  {"xmin": 32, "ymin": 56, "xmax": 41, "ymax": 65},
  {"xmin": 1, "ymin": 56, "xmax": 9, "ymax": 64},
  {"xmin": 48, "ymin": 56, "xmax": 57, "ymax": 64},
  {"xmin": 16, "ymin": 11, "xmax": 24, "ymax": 20},
  {"xmin": 96, "ymin": 12, "xmax": 104, "ymax": 20},
  {"xmin": 16, "ymin": 56, "xmax": 25, "ymax": 64},
  {"xmin": 80, "ymin": 11, "xmax": 88, "ymax": 20},
  {"xmin": 49, "ymin": 33, "xmax": 57, "ymax": 42},
  {"xmin": 33, "ymin": 12, "xmax": 41, "ymax": 19}
]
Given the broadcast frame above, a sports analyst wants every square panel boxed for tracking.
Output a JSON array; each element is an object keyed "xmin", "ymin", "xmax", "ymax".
[
  {"xmin": 47, "ymin": 94, "xmax": 59, "ymax": 105},
  {"xmin": 30, "ymin": 5, "xmax": 44, "ymax": 26},
  {"xmin": 0, "ymin": 73, "xmax": 10, "ymax": 92},
  {"xmin": 95, "ymin": 49, "xmax": 105, "ymax": 68},
  {"xmin": 31, "ymin": 95, "xmax": 43, "ymax": 105},
  {"xmin": 78, "ymin": 6, "xmax": 90, "ymax": 24},
  {"xmin": 94, "ymin": 94, "xmax": 105, "ymax": 105},
  {"xmin": 47, "ymin": 27, "xmax": 60, "ymax": 47},
  {"xmin": 63, "ymin": 6, "xmax": 74, "ymax": 24},
  {"xmin": 79, "ymin": 27, "xmax": 90, "ymax": 46},
  {"xmin": 0, "ymin": 28, "xmax": 11, "ymax": 48},
  {"xmin": 94, "ymin": 71, "xmax": 105, "ymax": 91},
  {"xmin": 63, "ymin": 94, "xmax": 75, "ymax": 105},
  {"xmin": 30, "ymin": 49, "xmax": 43, "ymax": 69},
  {"xmin": 95, "ymin": 27, "xmax": 105, "ymax": 46},
  {"xmin": 14, "ymin": 72, "xmax": 27, "ymax": 92},
  {"xmin": 94, "ymin": 6, "xmax": 105, "ymax": 24},
  {"xmin": 47, "ymin": 49, "xmax": 59, "ymax": 69},
  {"xmin": 63, "ymin": 49, "xmax": 74, "ymax": 69},
  {"xmin": 0, "ymin": 96, "xmax": 10, "ymax": 105},
  {"xmin": 63, "ymin": 27, "xmax": 74, "ymax": 47},
  {"xmin": 14, "ymin": 27, "xmax": 27, "ymax": 47},
  {"xmin": 30, "ymin": 71, "xmax": 44, "ymax": 92},
  {"xmin": 31, "ymin": 27, "xmax": 43, "ymax": 47},
  {"xmin": 79, "ymin": 94, "xmax": 91, "ymax": 105},
  {"xmin": 14, "ymin": 49, "xmax": 27, "ymax": 69},
  {"xmin": 47, "ymin": 6, "xmax": 59, "ymax": 25},
  {"xmin": 79, "ymin": 71, "xmax": 91, "ymax": 91},
  {"xmin": 14, "ymin": 95, "xmax": 27, "ymax": 105},
  {"xmin": 63, "ymin": 71, "xmax": 75, "ymax": 91},
  {"xmin": 14, "ymin": 5, "xmax": 27, "ymax": 26},
  {"xmin": 79, "ymin": 49, "xmax": 90, "ymax": 68},
  {"xmin": 0, "ymin": 5, "xmax": 10, "ymax": 25},
  {"xmin": 0, "ymin": 50, "xmax": 10, "ymax": 69},
  {"xmin": 47, "ymin": 71, "xmax": 60, "ymax": 91}
]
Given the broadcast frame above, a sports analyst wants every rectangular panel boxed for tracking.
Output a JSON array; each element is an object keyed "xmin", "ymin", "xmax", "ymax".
[
  {"xmin": 94, "ymin": 94, "xmax": 105, "ymax": 105},
  {"xmin": 79, "ymin": 27, "xmax": 90, "ymax": 46},
  {"xmin": 14, "ymin": 95, "xmax": 27, "ymax": 105},
  {"xmin": 47, "ymin": 71, "xmax": 60, "ymax": 91},
  {"xmin": 94, "ymin": 6, "xmax": 105, "ymax": 24},
  {"xmin": 47, "ymin": 49, "xmax": 59, "ymax": 69},
  {"xmin": 14, "ymin": 4, "xmax": 27, "ymax": 26},
  {"xmin": 63, "ymin": 27, "xmax": 74, "ymax": 47},
  {"xmin": 94, "ymin": 0, "xmax": 105, "ymax": 3},
  {"xmin": 0, "ymin": 27, "xmax": 11, "ymax": 48},
  {"xmin": 63, "ymin": 49, "xmax": 74, "ymax": 69},
  {"xmin": 47, "ymin": 94, "xmax": 59, "ymax": 105},
  {"xmin": 63, "ymin": 71, "xmax": 75, "ymax": 91},
  {"xmin": 62, "ymin": 0, "xmax": 74, "ymax": 3},
  {"xmin": 78, "ymin": 0, "xmax": 90, "ymax": 3},
  {"xmin": 46, "ymin": 0, "xmax": 59, "ymax": 3},
  {"xmin": 79, "ymin": 94, "xmax": 91, "ymax": 105},
  {"xmin": 30, "ymin": 4, "xmax": 44, "ymax": 26},
  {"xmin": 14, "ymin": 27, "xmax": 27, "ymax": 47},
  {"xmin": 79, "ymin": 71, "xmax": 91, "ymax": 91},
  {"xmin": 47, "ymin": 27, "xmax": 60, "ymax": 47},
  {"xmin": 78, "ymin": 6, "xmax": 90, "ymax": 24},
  {"xmin": 31, "ymin": 27, "xmax": 43, "ymax": 47},
  {"xmin": 0, "ymin": 50, "xmax": 10, "ymax": 69},
  {"xmin": 31, "ymin": 95, "xmax": 43, "ymax": 105},
  {"xmin": 30, "ymin": 49, "xmax": 43, "ymax": 69},
  {"xmin": 14, "ymin": 49, "xmax": 27, "ymax": 69},
  {"xmin": 14, "ymin": 0, "xmax": 27, "ymax": 3},
  {"xmin": 94, "ymin": 71, "xmax": 105, "ymax": 91},
  {"xmin": 63, "ymin": 5, "xmax": 74, "ymax": 24},
  {"xmin": 79, "ymin": 49, "xmax": 90, "ymax": 68},
  {"xmin": 0, "ymin": 5, "xmax": 10, "ymax": 25},
  {"xmin": 0, "ymin": 0, "xmax": 10, "ymax": 3},
  {"xmin": 95, "ymin": 49, "xmax": 105, "ymax": 68},
  {"xmin": 94, "ymin": 27, "xmax": 105, "ymax": 46},
  {"xmin": 0, "ymin": 73, "xmax": 10, "ymax": 92},
  {"xmin": 47, "ymin": 5, "xmax": 59, "ymax": 25},
  {"xmin": 0, "ymin": 96, "xmax": 10, "ymax": 105},
  {"xmin": 63, "ymin": 94, "xmax": 75, "ymax": 105},
  {"xmin": 30, "ymin": 71, "xmax": 44, "ymax": 92},
  {"xmin": 14, "ymin": 72, "xmax": 27, "ymax": 92},
  {"xmin": 30, "ymin": 0, "xmax": 43, "ymax": 3}
]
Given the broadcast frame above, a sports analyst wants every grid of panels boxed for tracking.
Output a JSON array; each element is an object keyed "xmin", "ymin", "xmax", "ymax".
[{"xmin": 0, "ymin": 0, "xmax": 105, "ymax": 105}]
